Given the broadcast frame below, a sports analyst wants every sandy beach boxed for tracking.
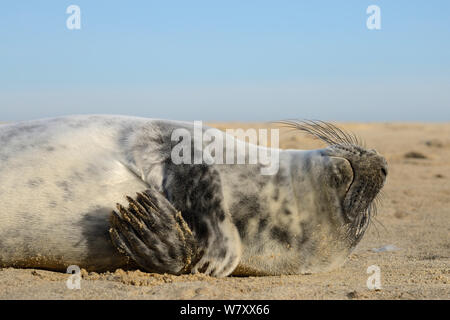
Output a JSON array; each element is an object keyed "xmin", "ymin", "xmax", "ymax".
[{"xmin": 0, "ymin": 122, "xmax": 449, "ymax": 300}]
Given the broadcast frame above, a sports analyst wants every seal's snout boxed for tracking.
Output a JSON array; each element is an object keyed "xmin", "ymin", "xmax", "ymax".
[
  {"xmin": 369, "ymin": 151, "xmax": 388, "ymax": 185},
  {"xmin": 381, "ymin": 166, "xmax": 387, "ymax": 178},
  {"xmin": 336, "ymin": 148, "xmax": 388, "ymax": 243},
  {"xmin": 343, "ymin": 150, "xmax": 386, "ymax": 204},
  {"xmin": 368, "ymin": 149, "xmax": 388, "ymax": 179},
  {"xmin": 278, "ymin": 119, "xmax": 388, "ymax": 245},
  {"xmin": 379, "ymin": 156, "xmax": 388, "ymax": 180}
]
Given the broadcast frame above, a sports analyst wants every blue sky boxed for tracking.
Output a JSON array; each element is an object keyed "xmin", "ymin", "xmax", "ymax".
[{"xmin": 0, "ymin": 1, "xmax": 449, "ymax": 121}]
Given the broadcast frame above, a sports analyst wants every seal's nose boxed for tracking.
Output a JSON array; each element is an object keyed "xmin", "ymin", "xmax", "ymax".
[
  {"xmin": 378, "ymin": 156, "xmax": 388, "ymax": 180},
  {"xmin": 367, "ymin": 149, "xmax": 388, "ymax": 182}
]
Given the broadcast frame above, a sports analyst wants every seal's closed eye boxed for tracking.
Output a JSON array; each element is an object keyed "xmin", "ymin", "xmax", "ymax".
[{"xmin": 327, "ymin": 156, "xmax": 354, "ymax": 194}]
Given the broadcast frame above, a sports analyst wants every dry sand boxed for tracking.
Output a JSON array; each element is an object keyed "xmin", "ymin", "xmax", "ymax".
[{"xmin": 0, "ymin": 122, "xmax": 449, "ymax": 300}]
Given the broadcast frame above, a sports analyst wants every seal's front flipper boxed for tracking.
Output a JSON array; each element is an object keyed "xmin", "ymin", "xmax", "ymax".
[
  {"xmin": 109, "ymin": 180, "xmax": 242, "ymax": 277},
  {"xmin": 109, "ymin": 189, "xmax": 201, "ymax": 275}
]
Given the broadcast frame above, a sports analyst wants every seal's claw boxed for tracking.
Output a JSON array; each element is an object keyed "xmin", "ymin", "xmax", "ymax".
[{"xmin": 109, "ymin": 187, "xmax": 201, "ymax": 275}]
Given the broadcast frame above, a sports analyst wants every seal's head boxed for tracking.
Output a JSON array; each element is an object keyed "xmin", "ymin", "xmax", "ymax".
[{"xmin": 280, "ymin": 120, "xmax": 388, "ymax": 272}]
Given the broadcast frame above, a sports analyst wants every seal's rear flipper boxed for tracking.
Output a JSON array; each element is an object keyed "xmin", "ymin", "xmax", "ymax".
[{"xmin": 109, "ymin": 189, "xmax": 201, "ymax": 275}]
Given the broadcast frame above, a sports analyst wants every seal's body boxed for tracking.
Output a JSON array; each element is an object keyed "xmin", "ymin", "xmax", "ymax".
[{"xmin": 0, "ymin": 115, "xmax": 387, "ymax": 276}]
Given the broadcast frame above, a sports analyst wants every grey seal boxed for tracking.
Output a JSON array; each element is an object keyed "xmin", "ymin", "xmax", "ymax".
[{"xmin": 0, "ymin": 115, "xmax": 387, "ymax": 277}]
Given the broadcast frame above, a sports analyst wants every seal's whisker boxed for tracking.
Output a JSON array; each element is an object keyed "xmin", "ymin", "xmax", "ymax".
[
  {"xmin": 309, "ymin": 120, "xmax": 345, "ymax": 145},
  {"xmin": 275, "ymin": 119, "xmax": 364, "ymax": 148},
  {"xmin": 318, "ymin": 120, "xmax": 357, "ymax": 146},
  {"xmin": 306, "ymin": 120, "xmax": 349, "ymax": 146},
  {"xmin": 372, "ymin": 216, "xmax": 387, "ymax": 233},
  {"xmin": 280, "ymin": 120, "xmax": 339, "ymax": 145},
  {"xmin": 377, "ymin": 190, "xmax": 387, "ymax": 203},
  {"xmin": 369, "ymin": 216, "xmax": 381, "ymax": 241},
  {"xmin": 374, "ymin": 196, "xmax": 383, "ymax": 210}
]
